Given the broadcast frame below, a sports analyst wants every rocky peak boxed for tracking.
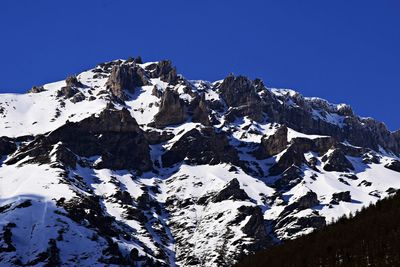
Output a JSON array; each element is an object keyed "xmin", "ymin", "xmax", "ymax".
[
  {"xmin": 219, "ymin": 75, "xmax": 265, "ymax": 122},
  {"xmin": 106, "ymin": 63, "xmax": 149, "ymax": 100},
  {"xmin": 219, "ymin": 75, "xmax": 260, "ymax": 107},
  {"xmin": 145, "ymin": 60, "xmax": 178, "ymax": 84}
]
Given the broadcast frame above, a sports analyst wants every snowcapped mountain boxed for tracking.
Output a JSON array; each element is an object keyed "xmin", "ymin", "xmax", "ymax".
[{"xmin": 1, "ymin": 57, "xmax": 400, "ymax": 266}]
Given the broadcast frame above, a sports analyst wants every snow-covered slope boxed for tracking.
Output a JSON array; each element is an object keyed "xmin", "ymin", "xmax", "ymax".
[{"xmin": 1, "ymin": 58, "xmax": 400, "ymax": 266}]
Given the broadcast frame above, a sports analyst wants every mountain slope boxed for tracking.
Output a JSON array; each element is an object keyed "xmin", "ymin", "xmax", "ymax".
[
  {"xmin": 236, "ymin": 191, "xmax": 400, "ymax": 267},
  {"xmin": 0, "ymin": 57, "xmax": 400, "ymax": 266}
]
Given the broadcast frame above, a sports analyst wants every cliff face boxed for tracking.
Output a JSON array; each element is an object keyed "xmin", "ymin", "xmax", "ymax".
[{"xmin": 0, "ymin": 58, "xmax": 399, "ymax": 267}]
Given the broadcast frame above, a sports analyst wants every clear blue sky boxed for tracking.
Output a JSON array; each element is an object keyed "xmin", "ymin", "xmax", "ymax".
[{"xmin": 1, "ymin": 0, "xmax": 399, "ymax": 130}]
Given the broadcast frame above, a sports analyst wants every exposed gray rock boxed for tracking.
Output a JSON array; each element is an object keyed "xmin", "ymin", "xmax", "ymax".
[
  {"xmin": 238, "ymin": 206, "xmax": 269, "ymax": 249},
  {"xmin": 273, "ymin": 166, "xmax": 303, "ymax": 191},
  {"xmin": 57, "ymin": 86, "xmax": 78, "ymax": 99},
  {"xmin": 385, "ymin": 160, "xmax": 400, "ymax": 172},
  {"xmin": 330, "ymin": 191, "xmax": 351, "ymax": 205},
  {"xmin": 27, "ymin": 86, "xmax": 46, "ymax": 94},
  {"xmin": 144, "ymin": 130, "xmax": 174, "ymax": 145},
  {"xmin": 280, "ymin": 191, "xmax": 319, "ymax": 217},
  {"xmin": 151, "ymin": 86, "xmax": 162, "ymax": 98},
  {"xmin": 362, "ymin": 152, "xmax": 380, "ymax": 164},
  {"xmin": 219, "ymin": 75, "xmax": 264, "ymax": 122},
  {"xmin": 7, "ymin": 108, "xmax": 152, "ymax": 171},
  {"xmin": 161, "ymin": 127, "xmax": 239, "ymax": 167},
  {"xmin": 254, "ymin": 125, "xmax": 288, "ymax": 159},
  {"xmin": 153, "ymin": 89, "xmax": 187, "ymax": 127},
  {"xmin": 70, "ymin": 92, "xmax": 85, "ymax": 103},
  {"xmin": 65, "ymin": 75, "xmax": 83, "ymax": 88},
  {"xmin": 322, "ymin": 149, "xmax": 354, "ymax": 172},
  {"xmin": 0, "ymin": 137, "xmax": 17, "ymax": 156},
  {"xmin": 275, "ymin": 211, "xmax": 326, "ymax": 238},
  {"xmin": 191, "ymin": 94, "xmax": 211, "ymax": 126},
  {"xmin": 211, "ymin": 178, "xmax": 250, "ymax": 203},
  {"xmin": 269, "ymin": 144, "xmax": 307, "ymax": 175},
  {"xmin": 290, "ymin": 136, "xmax": 337, "ymax": 155},
  {"xmin": 106, "ymin": 64, "xmax": 149, "ymax": 100},
  {"xmin": 145, "ymin": 60, "xmax": 178, "ymax": 84}
]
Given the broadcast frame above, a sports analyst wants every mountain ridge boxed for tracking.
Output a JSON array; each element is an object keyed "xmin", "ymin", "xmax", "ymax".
[{"xmin": 0, "ymin": 57, "xmax": 399, "ymax": 266}]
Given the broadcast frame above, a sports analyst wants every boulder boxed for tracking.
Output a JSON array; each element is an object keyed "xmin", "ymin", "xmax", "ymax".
[{"xmin": 57, "ymin": 86, "xmax": 79, "ymax": 99}]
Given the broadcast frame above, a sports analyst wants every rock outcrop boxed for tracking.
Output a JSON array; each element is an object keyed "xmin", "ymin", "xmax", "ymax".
[
  {"xmin": 219, "ymin": 75, "xmax": 264, "ymax": 122},
  {"xmin": 0, "ymin": 137, "xmax": 17, "ymax": 156},
  {"xmin": 106, "ymin": 64, "xmax": 149, "ymax": 100},
  {"xmin": 56, "ymin": 75, "xmax": 85, "ymax": 99},
  {"xmin": 286, "ymin": 191, "xmax": 319, "ymax": 213},
  {"xmin": 211, "ymin": 178, "xmax": 250, "ymax": 202},
  {"xmin": 162, "ymin": 127, "xmax": 239, "ymax": 167},
  {"xmin": 145, "ymin": 60, "xmax": 178, "ymax": 84},
  {"xmin": 269, "ymin": 144, "xmax": 307, "ymax": 175},
  {"xmin": 238, "ymin": 206, "xmax": 269, "ymax": 250},
  {"xmin": 275, "ymin": 191, "xmax": 324, "ymax": 239},
  {"xmin": 385, "ymin": 160, "xmax": 400, "ymax": 173},
  {"xmin": 7, "ymin": 108, "xmax": 152, "ymax": 171},
  {"xmin": 254, "ymin": 125, "xmax": 288, "ymax": 159},
  {"xmin": 191, "ymin": 94, "xmax": 211, "ymax": 126},
  {"xmin": 322, "ymin": 149, "xmax": 354, "ymax": 172},
  {"xmin": 273, "ymin": 166, "xmax": 303, "ymax": 191},
  {"xmin": 330, "ymin": 191, "xmax": 351, "ymax": 205},
  {"xmin": 153, "ymin": 89, "xmax": 187, "ymax": 127},
  {"xmin": 27, "ymin": 86, "xmax": 46, "ymax": 94}
]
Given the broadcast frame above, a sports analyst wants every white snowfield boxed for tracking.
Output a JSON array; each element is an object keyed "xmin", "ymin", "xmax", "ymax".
[{"xmin": 0, "ymin": 60, "xmax": 399, "ymax": 267}]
